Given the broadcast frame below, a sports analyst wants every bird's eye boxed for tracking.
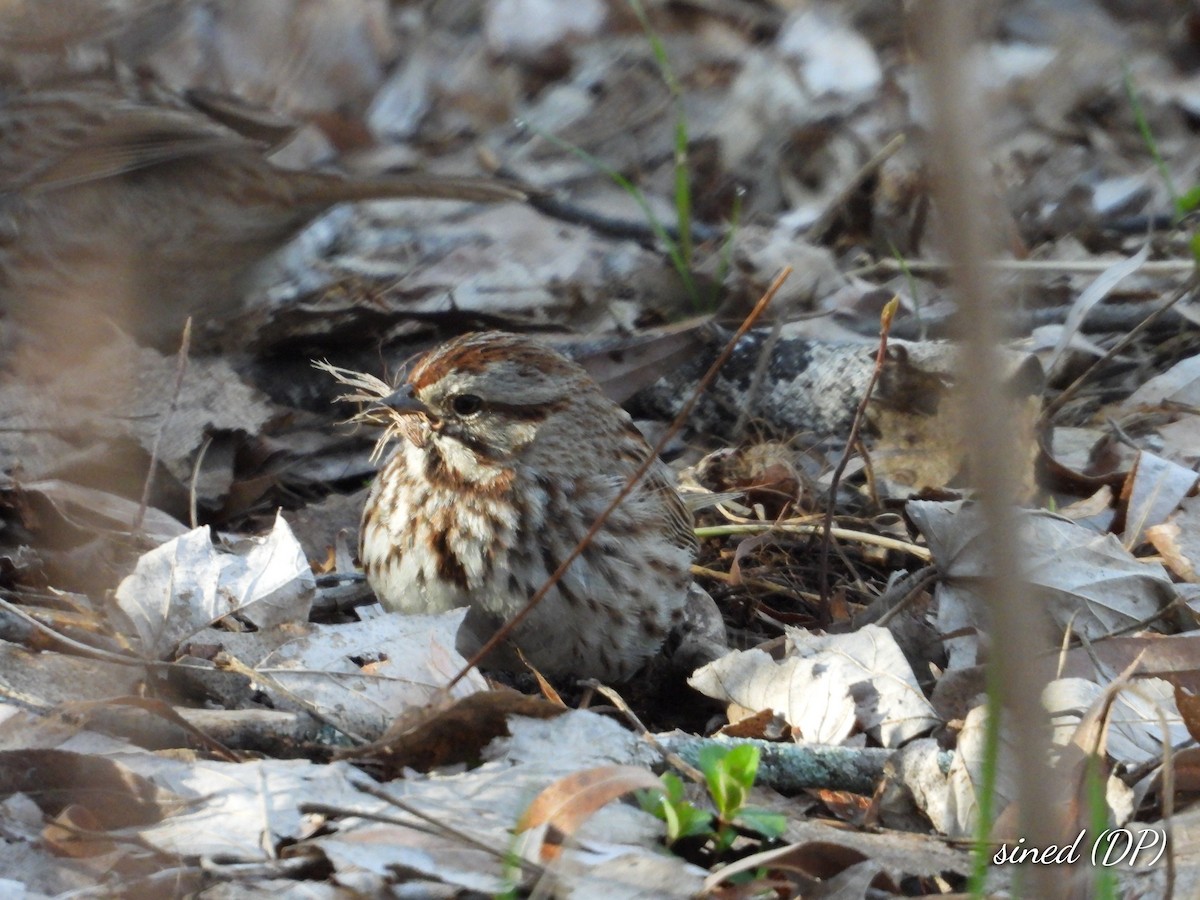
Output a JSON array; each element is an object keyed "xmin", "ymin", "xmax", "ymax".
[{"xmin": 450, "ymin": 394, "xmax": 483, "ymax": 416}]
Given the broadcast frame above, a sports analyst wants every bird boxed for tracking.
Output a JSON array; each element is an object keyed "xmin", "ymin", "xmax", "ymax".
[
  {"xmin": 0, "ymin": 0, "xmax": 191, "ymax": 59},
  {"xmin": 340, "ymin": 331, "xmax": 697, "ymax": 682},
  {"xmin": 0, "ymin": 75, "xmax": 525, "ymax": 350}
]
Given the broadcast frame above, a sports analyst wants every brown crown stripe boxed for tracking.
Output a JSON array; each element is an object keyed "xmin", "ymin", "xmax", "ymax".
[{"xmin": 410, "ymin": 332, "xmax": 580, "ymax": 390}]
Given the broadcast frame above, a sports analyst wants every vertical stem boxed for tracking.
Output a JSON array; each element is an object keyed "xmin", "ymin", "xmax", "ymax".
[{"xmin": 914, "ymin": 2, "xmax": 1063, "ymax": 896}]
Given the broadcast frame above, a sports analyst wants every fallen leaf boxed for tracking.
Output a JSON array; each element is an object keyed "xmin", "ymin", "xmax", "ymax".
[
  {"xmin": 339, "ymin": 688, "xmax": 565, "ymax": 772},
  {"xmin": 690, "ymin": 625, "xmax": 939, "ymax": 747},
  {"xmin": 909, "ymin": 501, "xmax": 1177, "ymax": 647},
  {"xmin": 517, "ymin": 765, "xmax": 664, "ymax": 861},
  {"xmin": 1120, "ymin": 451, "xmax": 1198, "ymax": 549},
  {"xmin": 114, "ymin": 513, "xmax": 315, "ymax": 658}
]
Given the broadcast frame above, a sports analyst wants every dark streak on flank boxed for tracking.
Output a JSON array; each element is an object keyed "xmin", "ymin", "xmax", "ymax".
[
  {"xmin": 601, "ymin": 514, "xmax": 636, "ymax": 538},
  {"xmin": 639, "ymin": 607, "xmax": 664, "ymax": 639},
  {"xmin": 620, "ymin": 418, "xmax": 647, "ymax": 445},
  {"xmin": 645, "ymin": 557, "xmax": 678, "ymax": 578},
  {"xmin": 385, "ymin": 543, "xmax": 403, "ymax": 572},
  {"xmin": 431, "ymin": 529, "xmax": 468, "ymax": 589},
  {"xmin": 557, "ymin": 577, "xmax": 582, "ymax": 609}
]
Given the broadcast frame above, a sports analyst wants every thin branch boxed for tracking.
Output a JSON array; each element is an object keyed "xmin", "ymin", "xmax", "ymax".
[
  {"xmin": 1041, "ymin": 272, "xmax": 1199, "ymax": 422},
  {"xmin": 692, "ymin": 522, "xmax": 930, "ymax": 561},
  {"xmin": 850, "ymin": 257, "xmax": 1196, "ymax": 279},
  {"xmin": 818, "ymin": 297, "xmax": 899, "ymax": 608},
  {"xmin": 134, "ymin": 317, "xmax": 191, "ymax": 532},
  {"xmin": 807, "ymin": 133, "xmax": 907, "ymax": 243}
]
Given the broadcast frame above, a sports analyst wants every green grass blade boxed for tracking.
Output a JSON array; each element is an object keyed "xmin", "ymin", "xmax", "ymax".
[
  {"xmin": 522, "ymin": 123, "xmax": 695, "ymax": 298},
  {"xmin": 1123, "ymin": 63, "xmax": 1181, "ymax": 221}
]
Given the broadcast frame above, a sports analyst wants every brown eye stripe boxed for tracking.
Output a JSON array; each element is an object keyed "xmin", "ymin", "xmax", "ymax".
[{"xmin": 480, "ymin": 398, "xmax": 570, "ymax": 421}]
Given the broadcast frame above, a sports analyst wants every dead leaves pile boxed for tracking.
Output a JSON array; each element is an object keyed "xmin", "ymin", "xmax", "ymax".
[{"xmin": 7, "ymin": 0, "xmax": 1200, "ymax": 896}]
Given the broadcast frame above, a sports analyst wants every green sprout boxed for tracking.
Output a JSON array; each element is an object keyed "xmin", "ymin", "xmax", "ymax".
[{"xmin": 638, "ymin": 744, "xmax": 787, "ymax": 855}]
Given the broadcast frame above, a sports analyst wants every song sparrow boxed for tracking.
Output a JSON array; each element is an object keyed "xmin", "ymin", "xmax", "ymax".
[
  {"xmin": 0, "ymin": 0, "xmax": 190, "ymax": 58},
  {"xmin": 348, "ymin": 331, "xmax": 697, "ymax": 682},
  {"xmin": 0, "ymin": 75, "xmax": 523, "ymax": 348}
]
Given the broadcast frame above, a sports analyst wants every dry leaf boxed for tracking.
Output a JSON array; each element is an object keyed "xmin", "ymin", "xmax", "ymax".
[
  {"xmin": 340, "ymin": 688, "xmax": 565, "ymax": 772},
  {"xmin": 910, "ymin": 501, "xmax": 1177, "ymax": 648},
  {"xmin": 1120, "ymin": 451, "xmax": 1198, "ymax": 549},
  {"xmin": 114, "ymin": 514, "xmax": 314, "ymax": 658},
  {"xmin": 690, "ymin": 625, "xmax": 939, "ymax": 747},
  {"xmin": 517, "ymin": 765, "xmax": 664, "ymax": 861}
]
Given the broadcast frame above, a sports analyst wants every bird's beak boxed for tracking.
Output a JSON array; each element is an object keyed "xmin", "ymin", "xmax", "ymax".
[{"xmin": 382, "ymin": 383, "xmax": 433, "ymax": 417}]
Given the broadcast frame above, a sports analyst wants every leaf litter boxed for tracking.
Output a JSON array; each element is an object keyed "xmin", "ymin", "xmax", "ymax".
[{"xmin": 4, "ymin": 0, "xmax": 1200, "ymax": 896}]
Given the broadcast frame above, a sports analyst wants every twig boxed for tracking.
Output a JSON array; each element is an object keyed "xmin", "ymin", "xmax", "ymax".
[
  {"xmin": 657, "ymin": 734, "xmax": 916, "ymax": 796},
  {"xmin": 55, "ymin": 859, "xmax": 321, "ymax": 899},
  {"xmin": 446, "ymin": 267, "xmax": 792, "ymax": 689},
  {"xmin": 134, "ymin": 317, "xmax": 191, "ymax": 533},
  {"xmin": 918, "ymin": 3, "xmax": 1060, "ymax": 893},
  {"xmin": 217, "ymin": 653, "xmax": 369, "ymax": 745},
  {"xmin": 581, "ymin": 680, "xmax": 705, "ymax": 783},
  {"xmin": 849, "ymin": 257, "xmax": 1197, "ymax": 279},
  {"xmin": 807, "ymin": 133, "xmax": 906, "ymax": 243},
  {"xmin": 0, "ymin": 594, "xmax": 159, "ymax": 669},
  {"xmin": 89, "ymin": 696, "xmax": 243, "ymax": 762},
  {"xmin": 817, "ymin": 297, "xmax": 899, "ymax": 608},
  {"xmin": 1041, "ymin": 272, "xmax": 1200, "ymax": 423},
  {"xmin": 873, "ymin": 567, "xmax": 939, "ymax": 628},
  {"xmin": 692, "ymin": 522, "xmax": 931, "ymax": 561},
  {"xmin": 733, "ymin": 316, "xmax": 783, "ymax": 439},
  {"xmin": 189, "ymin": 433, "xmax": 213, "ymax": 530},
  {"xmin": 500, "ymin": 166, "xmax": 723, "ymax": 246},
  {"xmin": 339, "ymin": 780, "xmax": 547, "ymax": 880},
  {"xmin": 690, "ymin": 563, "xmax": 812, "ymax": 603}
]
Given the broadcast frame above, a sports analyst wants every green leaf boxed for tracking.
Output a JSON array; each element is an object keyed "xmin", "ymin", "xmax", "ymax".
[
  {"xmin": 722, "ymin": 744, "xmax": 761, "ymax": 788},
  {"xmin": 636, "ymin": 787, "xmax": 666, "ymax": 818},
  {"xmin": 697, "ymin": 743, "xmax": 728, "ymax": 778},
  {"xmin": 636, "ymin": 773, "xmax": 687, "ymax": 819},
  {"xmin": 660, "ymin": 772, "xmax": 686, "ymax": 804},
  {"xmin": 712, "ymin": 822, "xmax": 738, "ymax": 853},
  {"xmin": 700, "ymin": 744, "xmax": 758, "ymax": 819},
  {"xmin": 1176, "ymin": 184, "xmax": 1200, "ymax": 215},
  {"xmin": 640, "ymin": 774, "xmax": 714, "ymax": 844},
  {"xmin": 735, "ymin": 807, "xmax": 788, "ymax": 841},
  {"xmin": 698, "ymin": 747, "xmax": 733, "ymax": 817},
  {"xmin": 665, "ymin": 801, "xmax": 714, "ymax": 844}
]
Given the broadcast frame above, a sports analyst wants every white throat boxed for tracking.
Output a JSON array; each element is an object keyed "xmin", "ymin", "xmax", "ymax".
[{"xmin": 429, "ymin": 431, "xmax": 509, "ymax": 484}]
